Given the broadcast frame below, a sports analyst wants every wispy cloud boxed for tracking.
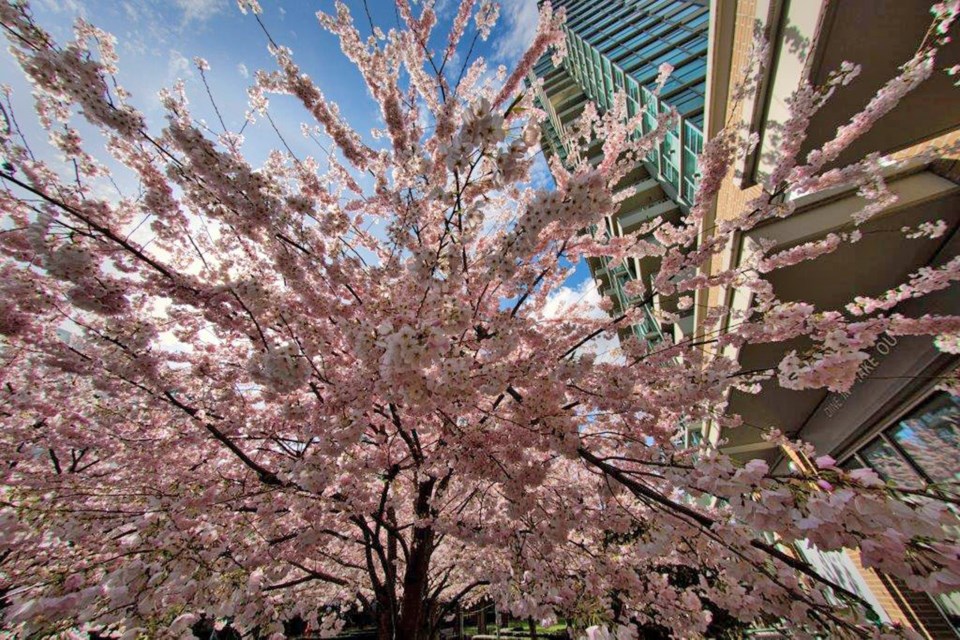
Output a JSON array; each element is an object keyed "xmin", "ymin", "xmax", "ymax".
[
  {"xmin": 541, "ymin": 277, "xmax": 605, "ymax": 321},
  {"xmin": 167, "ymin": 49, "xmax": 193, "ymax": 81},
  {"xmin": 434, "ymin": 0, "xmax": 456, "ymax": 20},
  {"xmin": 494, "ymin": 0, "xmax": 539, "ymax": 63},
  {"xmin": 528, "ymin": 153, "xmax": 554, "ymax": 190},
  {"xmin": 174, "ymin": 0, "xmax": 226, "ymax": 24},
  {"xmin": 237, "ymin": 63, "xmax": 249, "ymax": 78},
  {"xmin": 33, "ymin": 0, "xmax": 85, "ymax": 15}
]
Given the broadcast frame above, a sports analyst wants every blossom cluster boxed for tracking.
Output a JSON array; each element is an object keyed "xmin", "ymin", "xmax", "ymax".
[{"xmin": 0, "ymin": 1, "xmax": 957, "ymax": 639}]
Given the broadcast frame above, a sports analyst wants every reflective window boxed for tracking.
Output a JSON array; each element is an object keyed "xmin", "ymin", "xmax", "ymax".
[
  {"xmin": 661, "ymin": 126, "xmax": 680, "ymax": 188},
  {"xmin": 602, "ymin": 57, "xmax": 613, "ymax": 105},
  {"xmin": 841, "ymin": 392, "xmax": 960, "ymax": 491},
  {"xmin": 860, "ymin": 438, "xmax": 925, "ymax": 488},
  {"xmin": 887, "ymin": 393, "xmax": 960, "ymax": 485},
  {"xmin": 840, "ymin": 456, "xmax": 866, "ymax": 471},
  {"xmin": 537, "ymin": 0, "xmax": 710, "ymax": 209},
  {"xmin": 682, "ymin": 121, "xmax": 702, "ymax": 202},
  {"xmin": 836, "ymin": 391, "xmax": 960, "ymax": 634}
]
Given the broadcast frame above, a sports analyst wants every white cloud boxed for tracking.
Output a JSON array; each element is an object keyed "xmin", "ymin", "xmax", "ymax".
[
  {"xmin": 122, "ymin": 2, "xmax": 140, "ymax": 21},
  {"xmin": 541, "ymin": 276, "xmax": 605, "ymax": 320},
  {"xmin": 541, "ymin": 276, "xmax": 622, "ymax": 362},
  {"xmin": 445, "ymin": 49, "xmax": 462, "ymax": 77},
  {"xmin": 174, "ymin": 0, "xmax": 226, "ymax": 24},
  {"xmin": 434, "ymin": 0, "xmax": 454, "ymax": 18},
  {"xmin": 237, "ymin": 63, "xmax": 249, "ymax": 78},
  {"xmin": 528, "ymin": 153, "xmax": 554, "ymax": 190},
  {"xmin": 494, "ymin": 0, "xmax": 539, "ymax": 63},
  {"xmin": 117, "ymin": 2, "xmax": 172, "ymax": 55}
]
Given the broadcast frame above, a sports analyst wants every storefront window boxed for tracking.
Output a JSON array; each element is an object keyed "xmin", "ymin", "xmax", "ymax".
[
  {"xmin": 835, "ymin": 391, "xmax": 960, "ymax": 634},
  {"xmin": 886, "ymin": 393, "xmax": 959, "ymax": 486},
  {"xmin": 840, "ymin": 456, "xmax": 865, "ymax": 471},
  {"xmin": 843, "ymin": 392, "xmax": 959, "ymax": 492},
  {"xmin": 859, "ymin": 438, "xmax": 924, "ymax": 488}
]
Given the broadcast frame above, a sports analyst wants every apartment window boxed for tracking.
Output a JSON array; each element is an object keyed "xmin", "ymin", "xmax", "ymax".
[
  {"xmin": 839, "ymin": 391, "xmax": 960, "ymax": 632},
  {"xmin": 887, "ymin": 393, "xmax": 960, "ymax": 483},
  {"xmin": 660, "ymin": 111, "xmax": 681, "ymax": 189},
  {"xmin": 671, "ymin": 57, "xmax": 708, "ymax": 87},
  {"xmin": 669, "ymin": 89, "xmax": 706, "ymax": 120},
  {"xmin": 627, "ymin": 76, "xmax": 640, "ymax": 121},
  {"xmin": 643, "ymin": 93, "xmax": 660, "ymax": 165},
  {"xmin": 592, "ymin": 50, "xmax": 603, "ymax": 104},
  {"xmin": 841, "ymin": 392, "xmax": 960, "ymax": 491},
  {"xmin": 687, "ymin": 427, "xmax": 703, "ymax": 447}
]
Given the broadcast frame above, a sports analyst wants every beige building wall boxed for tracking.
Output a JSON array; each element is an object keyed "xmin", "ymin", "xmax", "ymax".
[
  {"xmin": 697, "ymin": 0, "xmax": 761, "ymax": 342},
  {"xmin": 697, "ymin": 0, "xmax": 960, "ymax": 345},
  {"xmin": 697, "ymin": 1, "xmax": 960, "ymax": 635}
]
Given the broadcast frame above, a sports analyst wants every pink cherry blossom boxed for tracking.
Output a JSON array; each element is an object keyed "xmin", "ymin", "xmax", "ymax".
[{"xmin": 0, "ymin": 2, "xmax": 956, "ymax": 639}]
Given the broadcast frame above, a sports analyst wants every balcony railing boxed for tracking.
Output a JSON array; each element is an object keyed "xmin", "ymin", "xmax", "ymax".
[
  {"xmin": 594, "ymin": 254, "xmax": 664, "ymax": 347},
  {"xmin": 561, "ymin": 26, "xmax": 703, "ymax": 209}
]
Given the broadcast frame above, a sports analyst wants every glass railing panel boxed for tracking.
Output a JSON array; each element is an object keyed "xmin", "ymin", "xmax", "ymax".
[{"xmin": 546, "ymin": 23, "xmax": 705, "ymax": 208}]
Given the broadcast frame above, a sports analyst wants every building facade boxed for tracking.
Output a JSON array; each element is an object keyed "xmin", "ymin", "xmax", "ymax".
[
  {"xmin": 698, "ymin": 0, "xmax": 960, "ymax": 636},
  {"xmin": 533, "ymin": 0, "xmax": 960, "ymax": 636},
  {"xmin": 530, "ymin": 0, "xmax": 710, "ymax": 346}
]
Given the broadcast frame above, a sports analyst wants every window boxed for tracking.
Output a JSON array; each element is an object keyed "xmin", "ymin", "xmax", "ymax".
[
  {"xmin": 887, "ymin": 393, "xmax": 959, "ymax": 484},
  {"xmin": 626, "ymin": 77, "xmax": 640, "ymax": 121},
  {"xmin": 670, "ymin": 91, "xmax": 705, "ymax": 120},
  {"xmin": 602, "ymin": 57, "xmax": 613, "ymax": 106},
  {"xmin": 642, "ymin": 91, "xmax": 660, "ymax": 164},
  {"xmin": 859, "ymin": 438, "xmax": 925, "ymax": 488},
  {"xmin": 838, "ymin": 391, "xmax": 960, "ymax": 631},
  {"xmin": 660, "ymin": 108, "xmax": 680, "ymax": 189},
  {"xmin": 842, "ymin": 392, "xmax": 960, "ymax": 491},
  {"xmin": 682, "ymin": 121, "xmax": 702, "ymax": 204},
  {"xmin": 840, "ymin": 457, "xmax": 865, "ymax": 471}
]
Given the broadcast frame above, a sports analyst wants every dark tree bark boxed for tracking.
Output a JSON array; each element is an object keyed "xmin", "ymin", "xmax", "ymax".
[{"xmin": 395, "ymin": 477, "xmax": 438, "ymax": 639}]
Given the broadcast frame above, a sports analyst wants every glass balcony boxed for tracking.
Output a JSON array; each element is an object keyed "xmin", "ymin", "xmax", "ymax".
[
  {"xmin": 560, "ymin": 27, "xmax": 703, "ymax": 209},
  {"xmin": 602, "ymin": 256, "xmax": 663, "ymax": 347}
]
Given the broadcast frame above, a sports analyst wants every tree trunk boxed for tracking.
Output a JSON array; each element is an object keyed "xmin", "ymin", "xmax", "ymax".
[
  {"xmin": 377, "ymin": 594, "xmax": 439, "ymax": 640},
  {"xmin": 376, "ymin": 601, "xmax": 392, "ymax": 640},
  {"xmin": 394, "ymin": 530, "xmax": 435, "ymax": 637},
  {"xmin": 528, "ymin": 617, "xmax": 538, "ymax": 639},
  {"xmin": 394, "ymin": 477, "xmax": 438, "ymax": 639}
]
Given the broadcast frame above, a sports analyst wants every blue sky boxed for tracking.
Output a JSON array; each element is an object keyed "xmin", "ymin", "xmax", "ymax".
[
  {"xmin": 0, "ymin": 0, "xmax": 593, "ymax": 289},
  {"xmin": 1, "ymin": 0, "xmax": 541, "ymax": 161}
]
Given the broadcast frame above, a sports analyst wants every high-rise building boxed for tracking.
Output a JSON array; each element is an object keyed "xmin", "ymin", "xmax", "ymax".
[
  {"xmin": 530, "ymin": 0, "xmax": 710, "ymax": 347},
  {"xmin": 533, "ymin": 0, "xmax": 960, "ymax": 635}
]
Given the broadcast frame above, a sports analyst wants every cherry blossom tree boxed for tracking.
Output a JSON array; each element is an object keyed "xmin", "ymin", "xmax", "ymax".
[{"xmin": 0, "ymin": 0, "xmax": 959, "ymax": 638}]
